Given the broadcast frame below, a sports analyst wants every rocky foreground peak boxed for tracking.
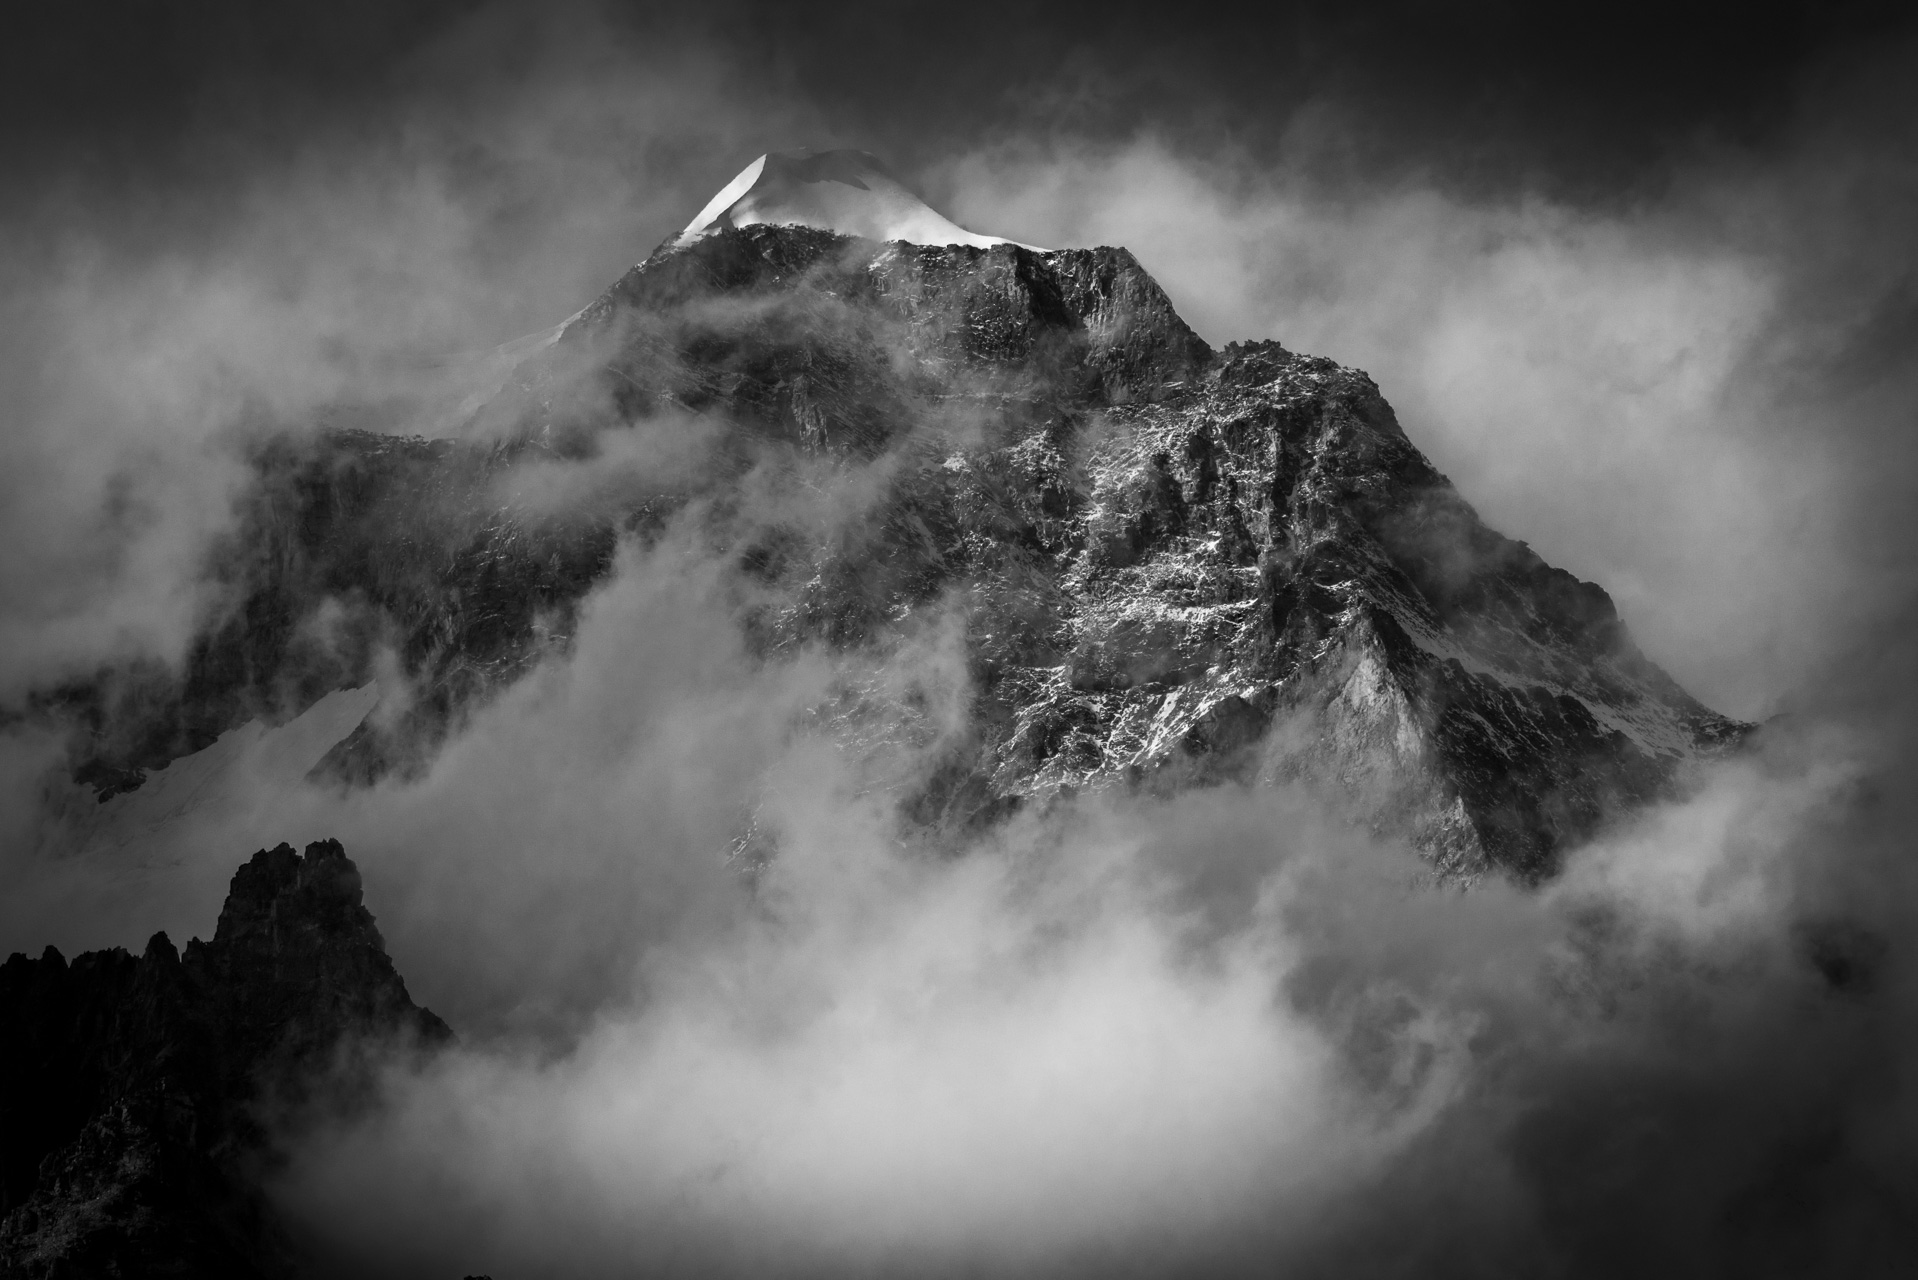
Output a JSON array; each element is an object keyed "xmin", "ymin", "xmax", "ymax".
[{"xmin": 0, "ymin": 841, "xmax": 446, "ymax": 1279}]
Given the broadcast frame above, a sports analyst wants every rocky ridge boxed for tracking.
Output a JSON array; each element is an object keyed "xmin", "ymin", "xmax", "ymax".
[
  {"xmin": 41, "ymin": 181, "xmax": 1747, "ymax": 880},
  {"xmin": 0, "ymin": 841, "xmax": 448, "ymax": 1279}
]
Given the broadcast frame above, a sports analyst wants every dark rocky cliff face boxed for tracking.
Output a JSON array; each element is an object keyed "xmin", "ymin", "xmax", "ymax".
[
  {"xmin": 0, "ymin": 841, "xmax": 448, "ymax": 1279},
  {"xmin": 42, "ymin": 225, "xmax": 1745, "ymax": 879}
]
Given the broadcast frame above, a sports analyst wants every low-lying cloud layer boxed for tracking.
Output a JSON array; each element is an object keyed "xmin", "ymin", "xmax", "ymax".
[
  {"xmin": 12, "ymin": 516, "xmax": 1901, "ymax": 1275},
  {"xmin": 244, "ymin": 539, "xmax": 1918, "ymax": 1275}
]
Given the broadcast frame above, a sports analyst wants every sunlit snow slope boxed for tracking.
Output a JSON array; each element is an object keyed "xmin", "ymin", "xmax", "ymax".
[{"xmin": 673, "ymin": 148, "xmax": 1041, "ymax": 250}]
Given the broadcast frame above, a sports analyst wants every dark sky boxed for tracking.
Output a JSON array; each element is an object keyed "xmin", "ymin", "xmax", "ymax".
[{"xmin": 5, "ymin": 0, "xmax": 1910, "ymax": 198}]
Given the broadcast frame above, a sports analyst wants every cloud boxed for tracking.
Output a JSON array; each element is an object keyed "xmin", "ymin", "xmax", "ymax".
[
  {"xmin": 241, "ymin": 539, "xmax": 1915, "ymax": 1277},
  {"xmin": 0, "ymin": 4, "xmax": 823, "ymax": 700},
  {"xmin": 254, "ymin": 544, "xmax": 1448, "ymax": 1276}
]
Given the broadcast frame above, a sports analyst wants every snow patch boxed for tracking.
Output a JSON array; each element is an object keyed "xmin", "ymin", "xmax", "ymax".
[
  {"xmin": 675, "ymin": 149, "xmax": 1044, "ymax": 251},
  {"xmin": 69, "ymin": 683, "xmax": 380, "ymax": 859}
]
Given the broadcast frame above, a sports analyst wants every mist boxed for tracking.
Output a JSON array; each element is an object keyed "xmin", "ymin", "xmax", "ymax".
[
  {"xmin": 267, "ymin": 537, "xmax": 1918, "ymax": 1275},
  {"xmin": 3, "ymin": 2, "xmax": 1917, "ymax": 1275}
]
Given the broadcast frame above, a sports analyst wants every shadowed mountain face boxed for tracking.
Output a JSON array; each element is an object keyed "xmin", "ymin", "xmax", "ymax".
[
  {"xmin": 47, "ymin": 220, "xmax": 1744, "ymax": 880},
  {"xmin": 0, "ymin": 840, "xmax": 448, "ymax": 1279}
]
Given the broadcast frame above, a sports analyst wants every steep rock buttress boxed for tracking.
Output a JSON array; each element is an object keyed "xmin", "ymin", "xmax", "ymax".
[{"xmin": 37, "ymin": 160, "xmax": 1749, "ymax": 881}]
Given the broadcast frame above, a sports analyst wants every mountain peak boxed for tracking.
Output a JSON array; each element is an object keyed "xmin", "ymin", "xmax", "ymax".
[{"xmin": 673, "ymin": 148, "xmax": 1039, "ymax": 251}]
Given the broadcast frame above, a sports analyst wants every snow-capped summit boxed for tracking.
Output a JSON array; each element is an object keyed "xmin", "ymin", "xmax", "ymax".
[
  {"xmin": 61, "ymin": 180, "xmax": 1748, "ymax": 889},
  {"xmin": 674, "ymin": 148, "xmax": 1040, "ymax": 250}
]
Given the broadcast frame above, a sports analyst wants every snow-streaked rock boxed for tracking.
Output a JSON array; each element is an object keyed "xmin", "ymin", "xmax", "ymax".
[{"xmin": 49, "ymin": 178, "xmax": 1749, "ymax": 884}]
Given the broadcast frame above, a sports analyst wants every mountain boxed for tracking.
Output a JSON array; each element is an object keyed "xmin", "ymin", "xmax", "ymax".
[
  {"xmin": 0, "ymin": 840, "xmax": 448, "ymax": 1279},
  {"xmin": 41, "ymin": 149, "xmax": 1746, "ymax": 880}
]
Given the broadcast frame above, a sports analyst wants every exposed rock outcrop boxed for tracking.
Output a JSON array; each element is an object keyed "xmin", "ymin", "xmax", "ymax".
[
  {"xmin": 40, "ymin": 218, "xmax": 1746, "ymax": 879},
  {"xmin": 0, "ymin": 841, "xmax": 448, "ymax": 1279}
]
